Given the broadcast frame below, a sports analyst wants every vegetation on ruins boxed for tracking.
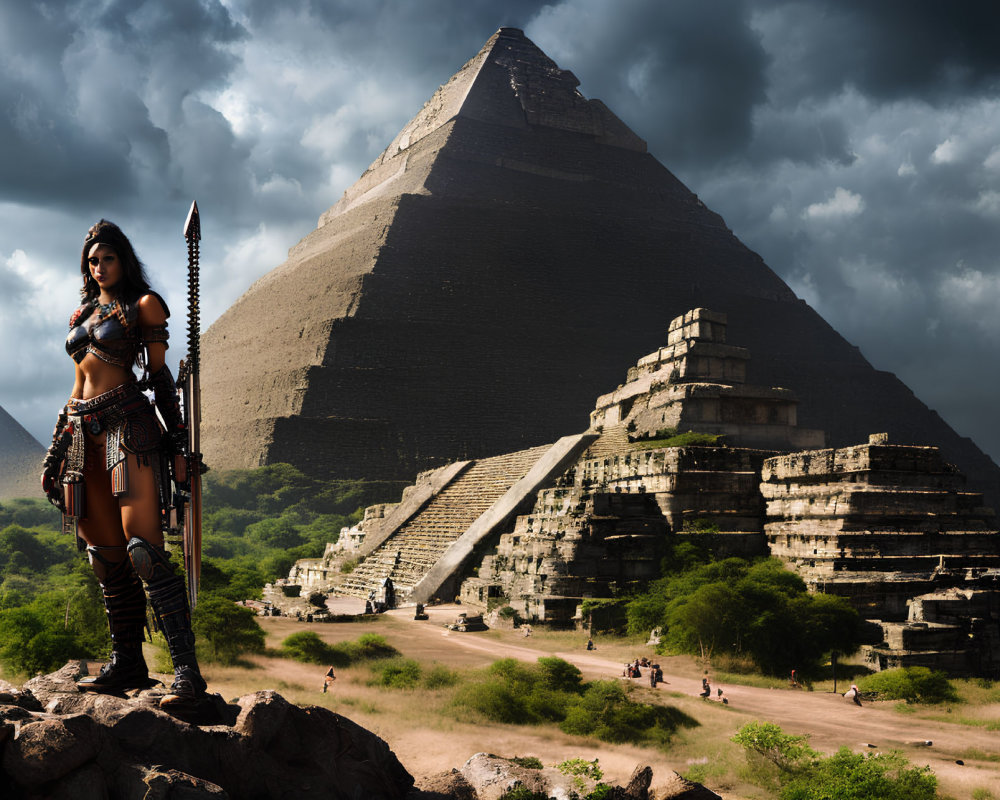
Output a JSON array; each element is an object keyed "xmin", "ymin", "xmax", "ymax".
[
  {"xmin": 626, "ymin": 555, "xmax": 862, "ymax": 675},
  {"xmin": 733, "ymin": 721, "xmax": 937, "ymax": 800},
  {"xmin": 453, "ymin": 656, "xmax": 697, "ymax": 748},
  {"xmin": 627, "ymin": 426, "xmax": 723, "ymax": 449},
  {"xmin": 858, "ymin": 667, "xmax": 960, "ymax": 704}
]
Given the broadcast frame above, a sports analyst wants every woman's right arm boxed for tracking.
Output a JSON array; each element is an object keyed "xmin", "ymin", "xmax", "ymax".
[{"xmin": 41, "ymin": 365, "xmax": 83, "ymax": 503}]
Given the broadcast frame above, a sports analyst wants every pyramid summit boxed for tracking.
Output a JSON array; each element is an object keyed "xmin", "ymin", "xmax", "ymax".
[{"xmin": 200, "ymin": 28, "xmax": 1000, "ymax": 504}]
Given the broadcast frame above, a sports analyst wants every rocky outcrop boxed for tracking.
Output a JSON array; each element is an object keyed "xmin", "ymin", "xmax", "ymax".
[
  {"xmin": 0, "ymin": 662, "xmax": 414, "ymax": 799},
  {"xmin": 1, "ymin": 666, "xmax": 723, "ymax": 800},
  {"xmin": 449, "ymin": 754, "xmax": 720, "ymax": 800}
]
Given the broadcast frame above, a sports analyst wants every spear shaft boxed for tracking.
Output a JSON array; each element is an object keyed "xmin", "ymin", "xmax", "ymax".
[{"xmin": 182, "ymin": 201, "xmax": 203, "ymax": 608}]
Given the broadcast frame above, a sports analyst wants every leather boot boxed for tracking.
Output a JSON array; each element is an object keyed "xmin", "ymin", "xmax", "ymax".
[
  {"xmin": 78, "ymin": 548, "xmax": 150, "ymax": 692},
  {"xmin": 127, "ymin": 538, "xmax": 207, "ymax": 707}
]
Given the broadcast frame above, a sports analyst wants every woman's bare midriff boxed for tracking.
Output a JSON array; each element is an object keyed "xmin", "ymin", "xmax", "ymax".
[{"xmin": 75, "ymin": 354, "xmax": 136, "ymax": 400}]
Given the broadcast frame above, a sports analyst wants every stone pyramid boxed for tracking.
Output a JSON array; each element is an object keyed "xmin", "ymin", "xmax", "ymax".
[
  {"xmin": 0, "ymin": 404, "xmax": 43, "ymax": 500},
  {"xmin": 200, "ymin": 27, "xmax": 1000, "ymax": 506}
]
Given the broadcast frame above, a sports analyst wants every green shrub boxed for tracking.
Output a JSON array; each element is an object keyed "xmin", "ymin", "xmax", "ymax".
[
  {"xmin": 859, "ymin": 667, "xmax": 959, "ymax": 704},
  {"xmin": 780, "ymin": 748, "xmax": 936, "ymax": 800},
  {"xmin": 556, "ymin": 757, "xmax": 603, "ymax": 790},
  {"xmin": 498, "ymin": 787, "xmax": 547, "ymax": 800},
  {"xmin": 192, "ymin": 594, "xmax": 266, "ymax": 665},
  {"xmin": 537, "ymin": 656, "xmax": 584, "ymax": 693},
  {"xmin": 560, "ymin": 680, "xmax": 697, "ymax": 748},
  {"xmin": 732, "ymin": 721, "xmax": 817, "ymax": 771},
  {"xmin": 733, "ymin": 722, "xmax": 937, "ymax": 800},
  {"xmin": 353, "ymin": 633, "xmax": 397, "ymax": 658},
  {"xmin": 423, "ymin": 664, "xmax": 460, "ymax": 688},
  {"xmin": 458, "ymin": 679, "xmax": 536, "ymax": 724},
  {"xmin": 324, "ymin": 633, "xmax": 400, "ymax": 667},
  {"xmin": 281, "ymin": 631, "xmax": 333, "ymax": 664},
  {"xmin": 370, "ymin": 657, "xmax": 422, "ymax": 689},
  {"xmin": 509, "ymin": 756, "xmax": 543, "ymax": 769}
]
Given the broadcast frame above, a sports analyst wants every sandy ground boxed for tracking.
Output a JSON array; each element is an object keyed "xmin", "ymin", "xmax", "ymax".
[{"xmin": 218, "ymin": 602, "xmax": 999, "ymax": 799}]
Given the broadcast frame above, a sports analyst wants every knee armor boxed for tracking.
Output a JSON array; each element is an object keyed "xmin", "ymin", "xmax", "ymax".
[
  {"xmin": 128, "ymin": 537, "xmax": 197, "ymax": 669},
  {"xmin": 127, "ymin": 537, "xmax": 175, "ymax": 583}
]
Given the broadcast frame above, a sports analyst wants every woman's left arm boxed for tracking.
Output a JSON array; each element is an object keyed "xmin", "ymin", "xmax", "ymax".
[{"xmin": 139, "ymin": 294, "xmax": 187, "ymax": 483}]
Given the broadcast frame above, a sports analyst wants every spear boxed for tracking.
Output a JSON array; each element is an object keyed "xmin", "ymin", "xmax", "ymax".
[{"xmin": 182, "ymin": 200, "xmax": 203, "ymax": 608}]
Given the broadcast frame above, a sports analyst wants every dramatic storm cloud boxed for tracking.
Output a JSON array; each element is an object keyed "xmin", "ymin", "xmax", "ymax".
[{"xmin": 2, "ymin": 0, "xmax": 999, "ymax": 468}]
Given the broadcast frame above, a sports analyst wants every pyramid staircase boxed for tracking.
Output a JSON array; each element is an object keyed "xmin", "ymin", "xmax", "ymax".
[
  {"xmin": 339, "ymin": 444, "xmax": 554, "ymax": 601},
  {"xmin": 579, "ymin": 424, "xmax": 632, "ymax": 462}
]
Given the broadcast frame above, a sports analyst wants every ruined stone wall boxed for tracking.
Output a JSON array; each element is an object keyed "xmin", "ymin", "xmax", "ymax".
[
  {"xmin": 762, "ymin": 440, "xmax": 1000, "ymax": 620},
  {"xmin": 465, "ymin": 487, "xmax": 667, "ymax": 621}
]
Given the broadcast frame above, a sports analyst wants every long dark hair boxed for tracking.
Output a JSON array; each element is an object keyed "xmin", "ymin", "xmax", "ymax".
[{"xmin": 80, "ymin": 219, "xmax": 152, "ymax": 302}]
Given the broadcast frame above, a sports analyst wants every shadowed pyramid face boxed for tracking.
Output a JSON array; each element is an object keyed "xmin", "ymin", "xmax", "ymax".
[
  {"xmin": 198, "ymin": 28, "xmax": 1000, "ymax": 508},
  {"xmin": 0, "ymin": 403, "xmax": 44, "ymax": 500}
]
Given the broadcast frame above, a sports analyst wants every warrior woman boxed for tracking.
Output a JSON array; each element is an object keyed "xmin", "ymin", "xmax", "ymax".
[{"xmin": 41, "ymin": 219, "xmax": 207, "ymax": 707}]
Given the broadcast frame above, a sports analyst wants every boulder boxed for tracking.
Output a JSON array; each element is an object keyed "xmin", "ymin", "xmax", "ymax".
[{"xmin": 0, "ymin": 662, "xmax": 414, "ymax": 800}]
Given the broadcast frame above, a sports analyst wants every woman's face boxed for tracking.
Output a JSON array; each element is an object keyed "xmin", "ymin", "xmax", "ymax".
[{"xmin": 88, "ymin": 244, "xmax": 122, "ymax": 293}]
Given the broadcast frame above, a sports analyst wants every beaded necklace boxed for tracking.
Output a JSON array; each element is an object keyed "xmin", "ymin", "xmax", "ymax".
[{"xmin": 95, "ymin": 298, "xmax": 118, "ymax": 319}]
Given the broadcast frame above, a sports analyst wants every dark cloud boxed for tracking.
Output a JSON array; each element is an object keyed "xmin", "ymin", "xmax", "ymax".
[
  {"xmin": 1, "ymin": 0, "xmax": 999, "ymax": 469},
  {"xmin": 529, "ymin": 0, "xmax": 769, "ymax": 166},
  {"xmin": 755, "ymin": 0, "xmax": 1000, "ymax": 105},
  {"xmin": 0, "ymin": 0, "xmax": 244, "ymax": 212}
]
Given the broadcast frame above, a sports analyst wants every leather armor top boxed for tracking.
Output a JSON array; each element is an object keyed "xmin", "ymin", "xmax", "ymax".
[{"xmin": 66, "ymin": 292, "xmax": 169, "ymax": 369}]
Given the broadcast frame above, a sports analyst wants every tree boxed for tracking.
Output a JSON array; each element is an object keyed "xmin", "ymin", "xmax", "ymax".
[
  {"xmin": 244, "ymin": 517, "xmax": 303, "ymax": 550},
  {"xmin": 191, "ymin": 593, "xmax": 265, "ymax": 664},
  {"xmin": 627, "ymin": 556, "xmax": 861, "ymax": 674},
  {"xmin": 0, "ymin": 606, "xmax": 77, "ymax": 674}
]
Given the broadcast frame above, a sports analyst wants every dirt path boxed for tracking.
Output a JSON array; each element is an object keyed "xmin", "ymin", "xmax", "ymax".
[
  {"xmin": 250, "ymin": 605, "xmax": 1000, "ymax": 798},
  {"xmin": 391, "ymin": 606, "xmax": 1000, "ymax": 796}
]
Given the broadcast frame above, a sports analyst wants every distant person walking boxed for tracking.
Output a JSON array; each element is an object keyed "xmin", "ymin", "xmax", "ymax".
[{"xmin": 844, "ymin": 683, "xmax": 862, "ymax": 706}]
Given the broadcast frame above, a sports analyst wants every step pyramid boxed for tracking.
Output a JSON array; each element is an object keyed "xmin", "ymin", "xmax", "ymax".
[
  {"xmin": 0, "ymin": 404, "xmax": 44, "ymax": 500},
  {"xmin": 200, "ymin": 27, "xmax": 999, "ymax": 507}
]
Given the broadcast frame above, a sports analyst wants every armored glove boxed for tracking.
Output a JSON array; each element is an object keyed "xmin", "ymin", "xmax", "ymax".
[
  {"xmin": 41, "ymin": 407, "xmax": 71, "ymax": 511},
  {"xmin": 149, "ymin": 365, "xmax": 188, "ymax": 458}
]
